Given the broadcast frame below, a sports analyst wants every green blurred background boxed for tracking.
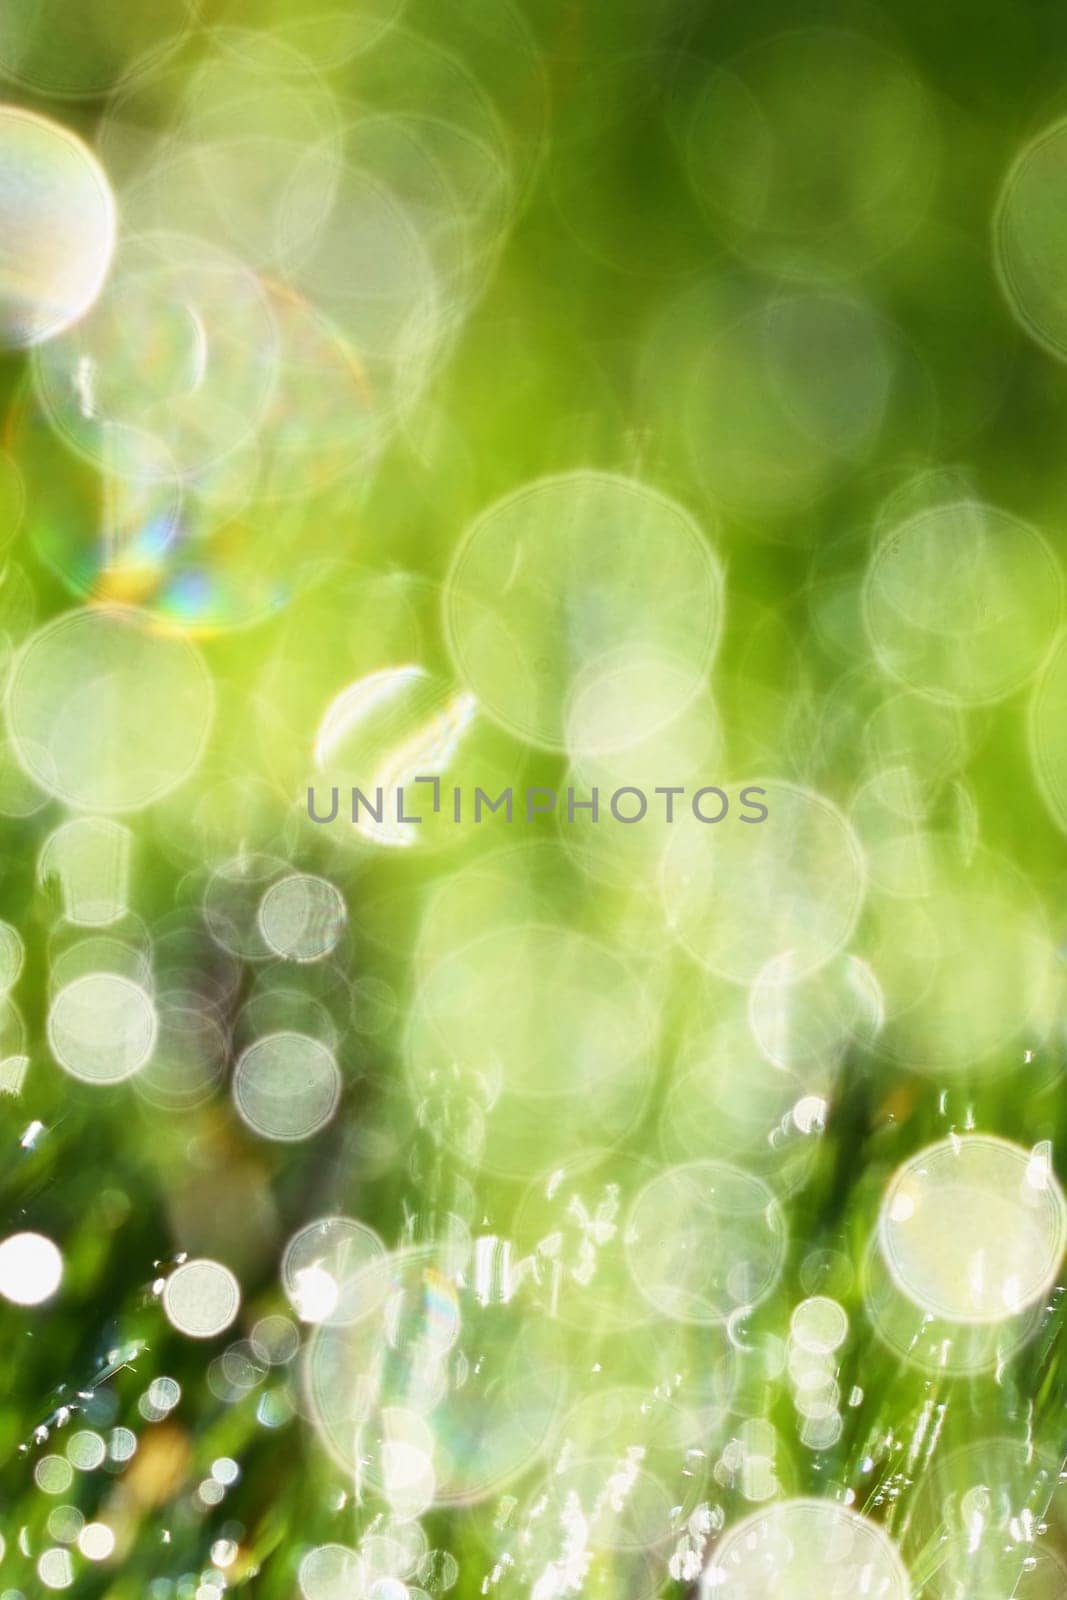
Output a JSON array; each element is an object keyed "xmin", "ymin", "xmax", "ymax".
[{"xmin": 2, "ymin": 0, "xmax": 1067, "ymax": 1596}]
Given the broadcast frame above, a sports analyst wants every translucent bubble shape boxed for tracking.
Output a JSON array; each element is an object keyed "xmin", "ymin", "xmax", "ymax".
[
  {"xmin": 283, "ymin": 160, "xmax": 440, "ymax": 394},
  {"xmin": 327, "ymin": 109, "xmax": 513, "ymax": 313},
  {"xmin": 0, "ymin": 921, "xmax": 23, "ymax": 994},
  {"xmin": 16, "ymin": 282, "xmax": 372, "ymax": 629},
  {"xmin": 33, "ymin": 230, "xmax": 278, "ymax": 485},
  {"xmin": 865, "ymin": 1231, "xmax": 1042, "ymax": 1376},
  {"xmin": 444, "ymin": 471, "xmax": 723, "ymax": 751},
  {"xmin": 152, "ymin": 909, "xmax": 241, "ymax": 1011},
  {"xmin": 790, "ymin": 1295, "xmax": 848, "ymax": 1355},
  {"xmin": 995, "ymin": 119, "xmax": 1067, "ymax": 359},
  {"xmin": 0, "ymin": 1054, "xmax": 26, "ymax": 1095},
  {"xmin": 248, "ymin": 282, "xmax": 377, "ymax": 501},
  {"xmin": 37, "ymin": 816, "xmax": 131, "ymax": 926},
  {"xmin": 903, "ymin": 1437, "xmax": 1067, "ymax": 1600},
  {"xmin": 48, "ymin": 927, "xmax": 152, "ymax": 999},
  {"xmin": 862, "ymin": 848, "xmax": 1057, "ymax": 1076},
  {"xmin": 405, "ymin": 923, "xmax": 655, "ymax": 1175},
  {"xmin": 625, "ymin": 1160, "xmax": 786, "ymax": 1324},
  {"xmin": 6, "ymin": 607, "xmax": 213, "ymax": 812},
  {"xmin": 163, "ymin": 1257, "xmax": 240, "ymax": 1339},
  {"xmin": 66, "ymin": 1428, "xmax": 105, "ymax": 1471},
  {"xmin": 685, "ymin": 291, "xmax": 902, "ymax": 520},
  {"xmin": 34, "ymin": 1454, "xmax": 73, "ymax": 1494},
  {"xmin": 528, "ymin": 1450, "xmax": 684, "ymax": 1560},
  {"xmin": 232, "ymin": 1031, "xmax": 342, "ymax": 1142},
  {"xmin": 79, "ymin": 1523, "xmax": 115, "ymax": 1562},
  {"xmin": 105, "ymin": 33, "xmax": 347, "ymax": 281},
  {"xmin": 304, "ymin": 1245, "xmax": 568, "ymax": 1506},
  {"xmin": 418, "ymin": 1551, "xmax": 459, "ymax": 1593},
  {"xmin": 879, "ymin": 1135, "xmax": 1067, "ymax": 1325},
  {"xmin": 661, "ymin": 780, "xmax": 866, "ymax": 985},
  {"xmin": 204, "ymin": 853, "xmax": 287, "ymax": 961},
  {"xmin": 684, "ymin": 29, "xmax": 937, "ymax": 279},
  {"xmin": 812, "ymin": 670, "xmax": 969, "ymax": 791},
  {"xmin": 258, "ymin": 874, "xmax": 347, "ymax": 963},
  {"xmin": 250, "ymin": 1313, "xmax": 299, "ymax": 1366},
  {"xmin": 152, "ymin": 765, "xmax": 294, "ymax": 871},
  {"xmin": 848, "ymin": 763, "xmax": 979, "ymax": 900},
  {"xmin": 313, "ymin": 665, "xmax": 475, "ymax": 846},
  {"xmin": 342, "ymin": 4, "xmax": 548, "ymax": 210},
  {"xmin": 299, "ymin": 1544, "xmax": 367, "ymax": 1600},
  {"xmin": 132, "ymin": 997, "xmax": 227, "ymax": 1112},
  {"xmin": 864, "ymin": 499, "xmax": 1062, "ymax": 704},
  {"xmin": 237, "ymin": 965, "xmax": 347, "ymax": 1053},
  {"xmin": 0, "ymin": 108, "xmax": 116, "ymax": 349},
  {"xmin": 283, "ymin": 1215, "xmax": 387, "ymax": 1326},
  {"xmin": 118, "ymin": 129, "xmax": 340, "ymax": 283},
  {"xmin": 701, "ymin": 1500, "xmax": 910, "ymax": 1600},
  {"xmin": 140, "ymin": 1375, "xmax": 180, "ymax": 1420},
  {"xmin": 48, "ymin": 972, "xmax": 157, "ymax": 1084},
  {"xmin": 748, "ymin": 952, "xmax": 883, "ymax": 1076}
]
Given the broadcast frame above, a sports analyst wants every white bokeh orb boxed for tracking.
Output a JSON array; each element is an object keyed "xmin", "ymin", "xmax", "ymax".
[{"xmin": 0, "ymin": 106, "xmax": 116, "ymax": 348}]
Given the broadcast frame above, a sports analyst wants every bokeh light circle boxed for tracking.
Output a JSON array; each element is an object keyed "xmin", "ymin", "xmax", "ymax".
[
  {"xmin": 304, "ymin": 1245, "xmax": 568, "ymax": 1507},
  {"xmin": 282, "ymin": 1214, "xmax": 386, "ymax": 1325},
  {"xmin": 0, "ymin": 107, "xmax": 116, "ymax": 348},
  {"xmin": 444, "ymin": 471, "xmax": 722, "ymax": 750},
  {"xmin": 684, "ymin": 289, "xmax": 903, "ymax": 520},
  {"xmin": 661, "ymin": 780, "xmax": 865, "ymax": 984},
  {"xmin": 0, "ymin": 1230, "xmax": 62, "ymax": 1304},
  {"xmin": 790, "ymin": 1295, "xmax": 848, "ymax": 1355},
  {"xmin": 6, "ymin": 606, "xmax": 214, "ymax": 812},
  {"xmin": 258, "ymin": 873, "xmax": 347, "ymax": 961},
  {"xmin": 232, "ymin": 1030, "xmax": 342, "ymax": 1142},
  {"xmin": 33, "ymin": 229, "xmax": 279, "ymax": 485},
  {"xmin": 163, "ymin": 1257, "xmax": 241, "ymax": 1339},
  {"xmin": 625, "ymin": 1160, "xmax": 786, "ymax": 1324},
  {"xmin": 702, "ymin": 1498, "xmax": 910, "ymax": 1599},
  {"xmin": 405, "ymin": 921, "xmax": 655, "ymax": 1175},
  {"xmin": 863, "ymin": 499, "xmax": 1062, "ymax": 704},
  {"xmin": 299, "ymin": 1543, "xmax": 366, "ymax": 1600},
  {"xmin": 48, "ymin": 972, "xmax": 157, "ymax": 1083},
  {"xmin": 684, "ymin": 28, "xmax": 937, "ymax": 280},
  {"xmin": 996, "ymin": 118, "xmax": 1067, "ymax": 359},
  {"xmin": 879, "ymin": 1135, "xmax": 1067, "ymax": 1324},
  {"xmin": 0, "ymin": 919, "xmax": 24, "ymax": 992}
]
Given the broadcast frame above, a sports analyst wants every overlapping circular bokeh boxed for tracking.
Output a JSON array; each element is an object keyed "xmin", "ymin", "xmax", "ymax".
[
  {"xmin": 6, "ymin": 605, "xmax": 213, "ymax": 811},
  {"xmin": 0, "ymin": 8, "xmax": 1065, "ymax": 1600},
  {"xmin": 445, "ymin": 471, "xmax": 723, "ymax": 751}
]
